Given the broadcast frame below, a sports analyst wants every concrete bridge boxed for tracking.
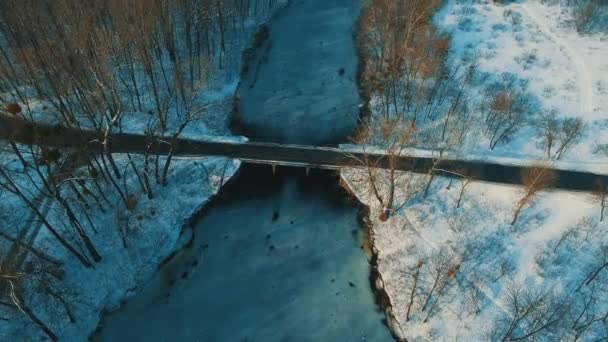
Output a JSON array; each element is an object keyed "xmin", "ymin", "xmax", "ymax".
[{"xmin": 1, "ymin": 114, "xmax": 606, "ymax": 191}]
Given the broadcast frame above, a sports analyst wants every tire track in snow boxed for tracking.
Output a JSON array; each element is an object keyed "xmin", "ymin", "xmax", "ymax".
[{"xmin": 519, "ymin": 4, "xmax": 594, "ymax": 115}]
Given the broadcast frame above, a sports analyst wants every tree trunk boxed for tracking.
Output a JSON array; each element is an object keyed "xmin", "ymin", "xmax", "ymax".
[
  {"xmin": 15, "ymin": 295, "xmax": 58, "ymax": 341},
  {"xmin": 406, "ymin": 264, "xmax": 421, "ymax": 321},
  {"xmin": 511, "ymin": 203, "xmax": 523, "ymax": 225}
]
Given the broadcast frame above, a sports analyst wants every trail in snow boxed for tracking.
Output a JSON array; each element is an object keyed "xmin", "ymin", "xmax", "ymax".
[{"xmin": 519, "ymin": 3, "xmax": 594, "ymax": 115}]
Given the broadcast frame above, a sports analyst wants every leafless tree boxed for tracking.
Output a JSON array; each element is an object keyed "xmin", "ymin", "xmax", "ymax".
[
  {"xmin": 536, "ymin": 113, "xmax": 585, "ymax": 160},
  {"xmin": 0, "ymin": 248, "xmax": 63, "ymax": 341},
  {"xmin": 554, "ymin": 117, "xmax": 585, "ymax": 160},
  {"xmin": 536, "ymin": 111, "xmax": 558, "ymax": 160},
  {"xmin": 488, "ymin": 282, "xmax": 568, "ymax": 341},
  {"xmin": 404, "ymin": 258, "xmax": 424, "ymax": 322},
  {"xmin": 580, "ymin": 243, "xmax": 608, "ymax": 289},
  {"xmin": 358, "ymin": 0, "xmax": 446, "ymax": 125},
  {"xmin": 568, "ymin": 284, "xmax": 608, "ymax": 341},
  {"xmin": 593, "ymin": 179, "xmax": 608, "ymax": 222},
  {"xmin": 511, "ymin": 166, "xmax": 556, "ymax": 225},
  {"xmin": 348, "ymin": 117, "xmax": 416, "ymax": 221},
  {"xmin": 0, "ymin": 165, "xmax": 92, "ymax": 268},
  {"xmin": 420, "ymin": 249, "xmax": 460, "ymax": 322},
  {"xmin": 483, "ymin": 73, "xmax": 534, "ymax": 150}
]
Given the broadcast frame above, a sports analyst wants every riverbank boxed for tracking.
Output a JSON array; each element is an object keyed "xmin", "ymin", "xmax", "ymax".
[
  {"xmin": 0, "ymin": 154, "xmax": 241, "ymax": 341},
  {"xmin": 341, "ymin": 166, "xmax": 605, "ymax": 340},
  {"xmin": 340, "ymin": 174, "xmax": 407, "ymax": 341}
]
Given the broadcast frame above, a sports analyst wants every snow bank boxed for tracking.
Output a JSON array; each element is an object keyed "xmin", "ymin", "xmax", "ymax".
[
  {"xmin": 342, "ymin": 166, "xmax": 607, "ymax": 340},
  {"xmin": 0, "ymin": 153, "xmax": 240, "ymax": 341}
]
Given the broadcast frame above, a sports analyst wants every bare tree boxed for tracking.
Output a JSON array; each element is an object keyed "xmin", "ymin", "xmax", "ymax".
[
  {"xmin": 420, "ymin": 249, "xmax": 460, "ymax": 322},
  {"xmin": 431, "ymin": 162, "xmax": 476, "ymax": 208},
  {"xmin": 0, "ymin": 165, "xmax": 92, "ymax": 268},
  {"xmin": 483, "ymin": 74, "xmax": 534, "ymax": 150},
  {"xmin": 404, "ymin": 258, "xmax": 424, "ymax": 322},
  {"xmin": 580, "ymin": 243, "xmax": 608, "ymax": 288},
  {"xmin": 358, "ymin": 0, "xmax": 446, "ymax": 125},
  {"xmin": 536, "ymin": 111, "xmax": 558, "ymax": 160},
  {"xmin": 348, "ymin": 117, "xmax": 416, "ymax": 221},
  {"xmin": 511, "ymin": 166, "xmax": 556, "ymax": 225},
  {"xmin": 568, "ymin": 284, "xmax": 608, "ymax": 341},
  {"xmin": 593, "ymin": 179, "xmax": 608, "ymax": 222},
  {"xmin": 553, "ymin": 117, "xmax": 585, "ymax": 160},
  {"xmin": 536, "ymin": 113, "xmax": 585, "ymax": 161},
  {"xmin": 488, "ymin": 282, "xmax": 567, "ymax": 341},
  {"xmin": 0, "ymin": 250, "xmax": 60, "ymax": 341}
]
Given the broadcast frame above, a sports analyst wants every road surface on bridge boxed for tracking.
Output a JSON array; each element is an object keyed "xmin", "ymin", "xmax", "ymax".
[{"xmin": 1, "ymin": 114, "xmax": 606, "ymax": 191}]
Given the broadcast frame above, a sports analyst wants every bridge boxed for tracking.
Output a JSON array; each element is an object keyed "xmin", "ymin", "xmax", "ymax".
[{"xmin": 1, "ymin": 114, "xmax": 606, "ymax": 192}]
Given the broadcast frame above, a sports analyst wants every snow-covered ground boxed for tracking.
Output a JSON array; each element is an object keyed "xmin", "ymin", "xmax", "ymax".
[
  {"xmin": 0, "ymin": 138, "xmax": 240, "ymax": 340},
  {"xmin": 428, "ymin": 0, "xmax": 608, "ymax": 165},
  {"xmin": 0, "ymin": 4, "xmax": 285, "ymax": 340},
  {"xmin": 346, "ymin": 1, "xmax": 608, "ymax": 340},
  {"xmin": 4, "ymin": 155, "xmax": 239, "ymax": 341},
  {"xmin": 342, "ymin": 167, "xmax": 607, "ymax": 341}
]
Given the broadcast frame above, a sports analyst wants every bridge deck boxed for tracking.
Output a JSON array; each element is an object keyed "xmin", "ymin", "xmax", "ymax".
[{"xmin": 1, "ymin": 114, "xmax": 606, "ymax": 191}]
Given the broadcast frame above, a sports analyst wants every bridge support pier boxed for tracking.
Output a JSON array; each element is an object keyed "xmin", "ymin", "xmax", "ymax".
[
  {"xmin": 272, "ymin": 163, "xmax": 276, "ymax": 174},
  {"xmin": 305, "ymin": 167, "xmax": 310, "ymax": 176}
]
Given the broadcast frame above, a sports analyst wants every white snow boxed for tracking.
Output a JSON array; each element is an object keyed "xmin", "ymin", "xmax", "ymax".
[
  {"xmin": 0, "ymin": 3, "xmax": 283, "ymax": 339},
  {"xmin": 426, "ymin": 0, "xmax": 608, "ymax": 165},
  {"xmin": 347, "ymin": 1, "xmax": 608, "ymax": 340},
  {"xmin": 342, "ymin": 167, "xmax": 606, "ymax": 340},
  {"xmin": 521, "ymin": 2, "xmax": 595, "ymax": 116}
]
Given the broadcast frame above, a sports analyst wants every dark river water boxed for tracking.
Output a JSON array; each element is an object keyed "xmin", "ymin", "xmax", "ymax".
[
  {"xmin": 236, "ymin": 0, "xmax": 362, "ymax": 145},
  {"xmin": 96, "ymin": 165, "xmax": 391, "ymax": 341},
  {"xmin": 96, "ymin": 0, "xmax": 393, "ymax": 340}
]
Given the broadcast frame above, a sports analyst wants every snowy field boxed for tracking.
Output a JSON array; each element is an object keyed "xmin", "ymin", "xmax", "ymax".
[
  {"xmin": 432, "ymin": 0, "xmax": 608, "ymax": 165},
  {"xmin": 348, "ymin": 0, "xmax": 608, "ymax": 340},
  {"xmin": 343, "ymin": 167, "xmax": 607, "ymax": 341}
]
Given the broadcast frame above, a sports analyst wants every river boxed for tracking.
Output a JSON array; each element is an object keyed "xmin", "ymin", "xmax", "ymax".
[
  {"xmin": 96, "ymin": 0, "xmax": 393, "ymax": 340},
  {"xmin": 236, "ymin": 0, "xmax": 362, "ymax": 145}
]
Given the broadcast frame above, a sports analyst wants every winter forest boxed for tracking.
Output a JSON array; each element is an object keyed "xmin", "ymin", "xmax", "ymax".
[{"xmin": 0, "ymin": 0, "xmax": 607, "ymax": 341}]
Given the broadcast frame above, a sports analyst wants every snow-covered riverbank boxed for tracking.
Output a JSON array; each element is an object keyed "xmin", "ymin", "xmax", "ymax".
[
  {"xmin": 0, "ymin": 1, "xmax": 279, "ymax": 338},
  {"xmin": 0, "ymin": 147, "xmax": 241, "ymax": 341},
  {"xmin": 341, "ymin": 167, "xmax": 606, "ymax": 341},
  {"xmin": 344, "ymin": 1, "xmax": 608, "ymax": 338},
  {"xmin": 69, "ymin": 157, "xmax": 240, "ymax": 341}
]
